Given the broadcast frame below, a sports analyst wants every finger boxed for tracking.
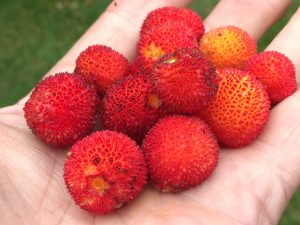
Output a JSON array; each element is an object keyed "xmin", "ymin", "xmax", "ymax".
[
  {"xmin": 204, "ymin": 0, "xmax": 291, "ymax": 40},
  {"xmin": 45, "ymin": 0, "xmax": 191, "ymax": 75},
  {"xmin": 266, "ymin": 7, "xmax": 300, "ymax": 83},
  {"xmin": 258, "ymin": 8, "xmax": 300, "ymax": 191},
  {"xmin": 16, "ymin": 0, "xmax": 191, "ymax": 105}
]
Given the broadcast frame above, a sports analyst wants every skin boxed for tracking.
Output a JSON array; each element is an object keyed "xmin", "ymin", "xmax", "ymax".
[{"xmin": 0, "ymin": 0, "xmax": 299, "ymax": 224}]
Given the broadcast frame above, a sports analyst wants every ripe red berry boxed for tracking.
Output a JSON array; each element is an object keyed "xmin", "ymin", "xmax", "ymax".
[
  {"xmin": 75, "ymin": 45, "xmax": 129, "ymax": 96},
  {"xmin": 102, "ymin": 74, "xmax": 165, "ymax": 142},
  {"xmin": 137, "ymin": 22, "xmax": 198, "ymax": 72},
  {"xmin": 24, "ymin": 72, "xmax": 99, "ymax": 148},
  {"xmin": 64, "ymin": 131, "xmax": 147, "ymax": 214},
  {"xmin": 141, "ymin": 6, "xmax": 205, "ymax": 40},
  {"xmin": 152, "ymin": 48, "xmax": 218, "ymax": 114},
  {"xmin": 244, "ymin": 50, "xmax": 297, "ymax": 104},
  {"xmin": 200, "ymin": 68, "xmax": 270, "ymax": 148},
  {"xmin": 142, "ymin": 115, "xmax": 219, "ymax": 193}
]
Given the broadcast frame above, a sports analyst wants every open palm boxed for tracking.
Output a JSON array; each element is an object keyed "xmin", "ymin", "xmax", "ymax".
[{"xmin": 1, "ymin": 1, "xmax": 299, "ymax": 224}]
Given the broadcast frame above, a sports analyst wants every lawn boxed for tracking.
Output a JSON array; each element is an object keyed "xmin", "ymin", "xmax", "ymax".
[{"xmin": 0, "ymin": 0, "xmax": 299, "ymax": 224}]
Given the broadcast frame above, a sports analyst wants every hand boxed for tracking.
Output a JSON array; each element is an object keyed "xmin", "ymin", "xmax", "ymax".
[{"xmin": 0, "ymin": 0, "xmax": 299, "ymax": 224}]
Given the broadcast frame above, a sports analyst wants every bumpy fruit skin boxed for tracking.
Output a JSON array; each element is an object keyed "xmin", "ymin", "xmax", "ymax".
[
  {"xmin": 142, "ymin": 115, "xmax": 219, "ymax": 193},
  {"xmin": 137, "ymin": 22, "xmax": 198, "ymax": 72},
  {"xmin": 141, "ymin": 6, "xmax": 204, "ymax": 40},
  {"xmin": 199, "ymin": 26, "xmax": 257, "ymax": 68},
  {"xmin": 64, "ymin": 130, "xmax": 147, "ymax": 214},
  {"xmin": 200, "ymin": 68, "xmax": 270, "ymax": 148},
  {"xmin": 152, "ymin": 48, "xmax": 218, "ymax": 114},
  {"xmin": 124, "ymin": 58, "xmax": 144, "ymax": 77},
  {"xmin": 102, "ymin": 74, "xmax": 165, "ymax": 143},
  {"xmin": 24, "ymin": 73, "xmax": 99, "ymax": 148},
  {"xmin": 243, "ymin": 51, "xmax": 297, "ymax": 104},
  {"xmin": 74, "ymin": 45, "xmax": 129, "ymax": 96}
]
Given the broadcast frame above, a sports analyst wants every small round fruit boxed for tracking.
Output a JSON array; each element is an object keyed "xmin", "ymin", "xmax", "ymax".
[
  {"xmin": 152, "ymin": 48, "xmax": 218, "ymax": 114},
  {"xmin": 200, "ymin": 68, "xmax": 270, "ymax": 148},
  {"xmin": 64, "ymin": 130, "xmax": 147, "ymax": 214},
  {"xmin": 102, "ymin": 74, "xmax": 165, "ymax": 143},
  {"xmin": 137, "ymin": 22, "xmax": 198, "ymax": 72},
  {"xmin": 199, "ymin": 26, "xmax": 257, "ymax": 68},
  {"xmin": 141, "ymin": 6, "xmax": 204, "ymax": 40},
  {"xmin": 142, "ymin": 115, "xmax": 219, "ymax": 193},
  {"xmin": 24, "ymin": 72, "xmax": 99, "ymax": 148},
  {"xmin": 244, "ymin": 50, "xmax": 297, "ymax": 104},
  {"xmin": 74, "ymin": 45, "xmax": 129, "ymax": 96}
]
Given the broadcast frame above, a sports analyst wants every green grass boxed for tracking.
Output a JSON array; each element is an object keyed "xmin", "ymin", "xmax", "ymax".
[
  {"xmin": 0, "ymin": 0, "xmax": 299, "ymax": 224},
  {"xmin": 0, "ymin": 0, "xmax": 111, "ymax": 106}
]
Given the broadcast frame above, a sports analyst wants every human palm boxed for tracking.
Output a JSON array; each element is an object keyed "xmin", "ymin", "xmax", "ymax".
[{"xmin": 1, "ymin": 1, "xmax": 300, "ymax": 225}]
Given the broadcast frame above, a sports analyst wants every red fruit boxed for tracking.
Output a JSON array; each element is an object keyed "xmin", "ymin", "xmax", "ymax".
[
  {"xmin": 141, "ymin": 6, "xmax": 204, "ymax": 40},
  {"xmin": 102, "ymin": 74, "xmax": 165, "ymax": 142},
  {"xmin": 124, "ymin": 58, "xmax": 144, "ymax": 77},
  {"xmin": 24, "ymin": 72, "xmax": 99, "ymax": 148},
  {"xmin": 199, "ymin": 26, "xmax": 257, "ymax": 68},
  {"xmin": 137, "ymin": 22, "xmax": 198, "ymax": 72},
  {"xmin": 244, "ymin": 51, "xmax": 297, "ymax": 104},
  {"xmin": 64, "ymin": 131, "xmax": 147, "ymax": 214},
  {"xmin": 200, "ymin": 68, "xmax": 270, "ymax": 148},
  {"xmin": 152, "ymin": 48, "xmax": 218, "ymax": 114},
  {"xmin": 142, "ymin": 115, "xmax": 219, "ymax": 193},
  {"xmin": 75, "ymin": 45, "xmax": 129, "ymax": 96}
]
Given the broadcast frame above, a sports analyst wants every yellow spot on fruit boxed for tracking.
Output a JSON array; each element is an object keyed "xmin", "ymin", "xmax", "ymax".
[
  {"xmin": 90, "ymin": 176, "xmax": 110, "ymax": 195},
  {"xmin": 80, "ymin": 197, "xmax": 95, "ymax": 206},
  {"xmin": 143, "ymin": 42, "xmax": 165, "ymax": 60},
  {"xmin": 147, "ymin": 93, "xmax": 161, "ymax": 109},
  {"xmin": 199, "ymin": 26, "xmax": 256, "ymax": 68},
  {"xmin": 83, "ymin": 165, "xmax": 98, "ymax": 176}
]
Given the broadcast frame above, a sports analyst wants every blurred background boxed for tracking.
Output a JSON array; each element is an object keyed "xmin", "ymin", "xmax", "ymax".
[{"xmin": 0, "ymin": 0, "xmax": 299, "ymax": 223}]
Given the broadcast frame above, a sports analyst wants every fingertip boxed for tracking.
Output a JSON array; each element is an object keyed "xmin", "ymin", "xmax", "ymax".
[
  {"xmin": 204, "ymin": 0, "xmax": 292, "ymax": 40},
  {"xmin": 266, "ymin": 6, "xmax": 300, "ymax": 83}
]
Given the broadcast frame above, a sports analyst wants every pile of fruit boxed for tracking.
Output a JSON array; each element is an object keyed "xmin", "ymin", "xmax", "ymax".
[{"xmin": 24, "ymin": 7, "xmax": 297, "ymax": 214}]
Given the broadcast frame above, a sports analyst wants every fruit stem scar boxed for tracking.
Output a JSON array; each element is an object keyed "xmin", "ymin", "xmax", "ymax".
[
  {"xmin": 89, "ymin": 176, "xmax": 110, "ymax": 195},
  {"xmin": 147, "ymin": 93, "xmax": 162, "ymax": 109}
]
